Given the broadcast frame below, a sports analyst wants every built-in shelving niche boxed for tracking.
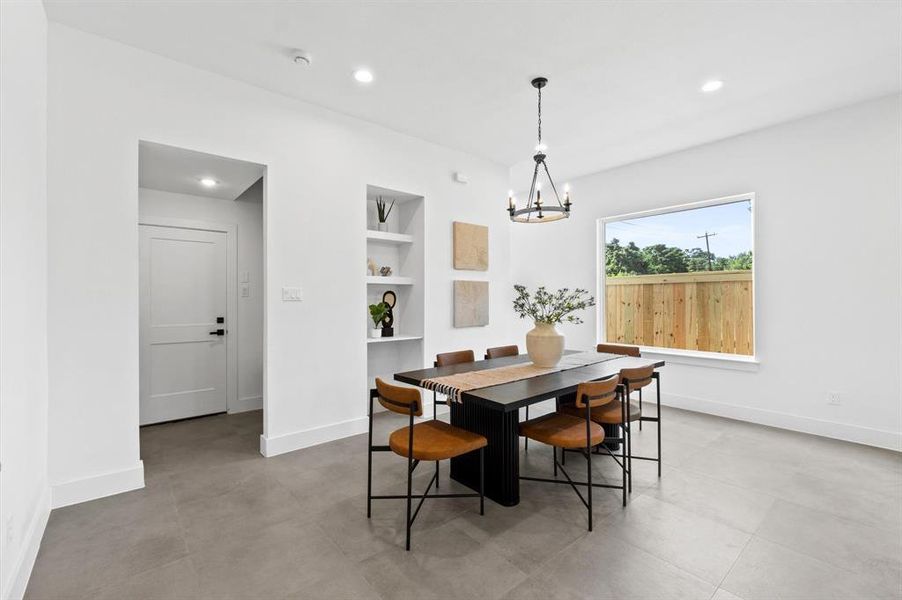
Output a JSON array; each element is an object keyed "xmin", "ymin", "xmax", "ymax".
[{"xmin": 365, "ymin": 185, "xmax": 425, "ymax": 408}]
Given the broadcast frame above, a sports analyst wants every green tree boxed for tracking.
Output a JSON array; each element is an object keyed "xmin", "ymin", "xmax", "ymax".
[
  {"xmin": 726, "ymin": 251, "xmax": 753, "ymax": 270},
  {"xmin": 684, "ymin": 247, "xmax": 715, "ymax": 272},
  {"xmin": 641, "ymin": 244, "xmax": 688, "ymax": 274},
  {"xmin": 606, "ymin": 238, "xmax": 647, "ymax": 276},
  {"xmin": 606, "ymin": 240, "xmax": 751, "ymax": 276}
]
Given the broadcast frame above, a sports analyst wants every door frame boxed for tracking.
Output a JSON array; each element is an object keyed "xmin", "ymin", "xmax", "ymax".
[{"xmin": 138, "ymin": 216, "xmax": 239, "ymax": 415}]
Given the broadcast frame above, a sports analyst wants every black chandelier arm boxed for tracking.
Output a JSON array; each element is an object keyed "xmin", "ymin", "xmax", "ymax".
[
  {"xmin": 526, "ymin": 160, "xmax": 540, "ymax": 222},
  {"xmin": 540, "ymin": 160, "xmax": 565, "ymax": 208}
]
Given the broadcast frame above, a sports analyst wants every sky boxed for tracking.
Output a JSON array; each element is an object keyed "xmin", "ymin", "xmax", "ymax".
[{"xmin": 605, "ymin": 200, "xmax": 752, "ymax": 257}]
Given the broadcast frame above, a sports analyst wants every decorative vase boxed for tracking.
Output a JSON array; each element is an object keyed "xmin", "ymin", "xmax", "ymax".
[
  {"xmin": 526, "ymin": 322, "xmax": 565, "ymax": 367},
  {"xmin": 377, "ymin": 221, "xmax": 388, "ymax": 232},
  {"xmin": 369, "ymin": 327, "xmax": 382, "ymax": 339}
]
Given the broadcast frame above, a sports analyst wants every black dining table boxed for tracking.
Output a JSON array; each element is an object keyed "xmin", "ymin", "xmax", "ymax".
[{"xmin": 394, "ymin": 352, "xmax": 665, "ymax": 506}]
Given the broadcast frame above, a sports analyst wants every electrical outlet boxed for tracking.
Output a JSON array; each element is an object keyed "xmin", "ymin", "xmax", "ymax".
[
  {"xmin": 827, "ymin": 392, "xmax": 842, "ymax": 406},
  {"xmin": 240, "ymin": 283, "xmax": 250, "ymax": 298}
]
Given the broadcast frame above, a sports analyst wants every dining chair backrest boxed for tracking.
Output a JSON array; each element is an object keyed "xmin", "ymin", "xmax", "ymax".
[
  {"xmin": 596, "ymin": 343, "xmax": 641, "ymax": 357},
  {"xmin": 434, "ymin": 350, "xmax": 475, "ymax": 367},
  {"xmin": 375, "ymin": 378, "xmax": 423, "ymax": 417},
  {"xmin": 575, "ymin": 375, "xmax": 620, "ymax": 409},
  {"xmin": 619, "ymin": 365, "xmax": 655, "ymax": 392},
  {"xmin": 484, "ymin": 345, "xmax": 519, "ymax": 360}
]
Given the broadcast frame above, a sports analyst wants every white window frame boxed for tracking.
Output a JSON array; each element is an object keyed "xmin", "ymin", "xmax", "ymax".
[{"xmin": 596, "ymin": 192, "xmax": 758, "ymax": 369}]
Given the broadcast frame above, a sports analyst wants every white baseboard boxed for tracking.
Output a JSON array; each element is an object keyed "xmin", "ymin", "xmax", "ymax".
[
  {"xmin": 229, "ymin": 395, "xmax": 262, "ymax": 414},
  {"xmin": 662, "ymin": 392, "xmax": 902, "ymax": 451},
  {"xmin": 2, "ymin": 486, "xmax": 50, "ymax": 600},
  {"xmin": 51, "ymin": 461, "xmax": 145, "ymax": 509},
  {"xmin": 260, "ymin": 416, "xmax": 369, "ymax": 457}
]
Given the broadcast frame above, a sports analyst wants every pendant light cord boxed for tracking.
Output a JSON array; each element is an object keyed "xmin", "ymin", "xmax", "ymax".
[{"xmin": 537, "ymin": 86, "xmax": 542, "ymax": 146}]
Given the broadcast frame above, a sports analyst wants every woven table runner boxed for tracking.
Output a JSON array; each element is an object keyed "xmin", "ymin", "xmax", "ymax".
[{"xmin": 422, "ymin": 351, "xmax": 623, "ymax": 402}]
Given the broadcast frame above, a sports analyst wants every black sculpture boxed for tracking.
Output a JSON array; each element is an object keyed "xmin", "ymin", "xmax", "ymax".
[{"xmin": 381, "ymin": 290, "xmax": 396, "ymax": 337}]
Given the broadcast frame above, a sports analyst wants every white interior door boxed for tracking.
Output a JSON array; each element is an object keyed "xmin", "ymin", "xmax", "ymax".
[{"xmin": 140, "ymin": 224, "xmax": 228, "ymax": 425}]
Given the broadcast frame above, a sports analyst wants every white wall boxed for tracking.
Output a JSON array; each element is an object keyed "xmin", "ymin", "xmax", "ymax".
[
  {"xmin": 47, "ymin": 23, "xmax": 518, "ymax": 502},
  {"xmin": 511, "ymin": 95, "xmax": 902, "ymax": 450},
  {"xmin": 0, "ymin": 1, "xmax": 50, "ymax": 598},
  {"xmin": 139, "ymin": 186, "xmax": 264, "ymax": 412}
]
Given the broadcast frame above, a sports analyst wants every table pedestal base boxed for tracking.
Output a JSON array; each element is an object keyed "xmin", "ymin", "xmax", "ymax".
[{"xmin": 449, "ymin": 402, "xmax": 520, "ymax": 506}]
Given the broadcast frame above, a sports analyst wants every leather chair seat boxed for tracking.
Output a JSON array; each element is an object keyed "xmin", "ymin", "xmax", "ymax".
[
  {"xmin": 519, "ymin": 413, "xmax": 605, "ymax": 449},
  {"xmin": 389, "ymin": 420, "xmax": 487, "ymax": 461},
  {"xmin": 560, "ymin": 400, "xmax": 641, "ymax": 424}
]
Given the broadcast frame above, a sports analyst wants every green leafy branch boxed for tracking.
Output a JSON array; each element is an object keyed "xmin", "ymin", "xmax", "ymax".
[{"xmin": 512, "ymin": 285, "xmax": 595, "ymax": 325}]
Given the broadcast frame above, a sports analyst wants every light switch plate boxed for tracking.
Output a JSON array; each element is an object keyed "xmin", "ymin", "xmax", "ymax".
[
  {"xmin": 282, "ymin": 286, "xmax": 302, "ymax": 302},
  {"xmin": 240, "ymin": 271, "xmax": 250, "ymax": 283},
  {"xmin": 240, "ymin": 283, "xmax": 250, "ymax": 298}
]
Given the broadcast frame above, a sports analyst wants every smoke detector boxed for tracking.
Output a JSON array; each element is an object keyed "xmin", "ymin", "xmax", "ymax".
[{"xmin": 293, "ymin": 51, "xmax": 312, "ymax": 67}]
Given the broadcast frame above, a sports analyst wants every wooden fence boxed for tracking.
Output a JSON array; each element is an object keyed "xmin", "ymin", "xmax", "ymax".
[{"xmin": 605, "ymin": 270, "xmax": 753, "ymax": 355}]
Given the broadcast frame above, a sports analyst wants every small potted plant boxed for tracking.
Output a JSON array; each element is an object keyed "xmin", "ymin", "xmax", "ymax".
[
  {"xmin": 512, "ymin": 285, "xmax": 595, "ymax": 367},
  {"xmin": 375, "ymin": 196, "xmax": 394, "ymax": 232},
  {"xmin": 368, "ymin": 301, "xmax": 388, "ymax": 338}
]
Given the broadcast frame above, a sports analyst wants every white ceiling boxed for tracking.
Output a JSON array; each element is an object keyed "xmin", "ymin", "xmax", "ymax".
[
  {"xmin": 138, "ymin": 141, "xmax": 264, "ymax": 201},
  {"xmin": 49, "ymin": 2, "xmax": 901, "ymax": 184}
]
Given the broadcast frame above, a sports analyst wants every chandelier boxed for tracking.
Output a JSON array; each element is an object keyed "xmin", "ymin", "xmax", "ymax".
[{"xmin": 508, "ymin": 77, "xmax": 571, "ymax": 223}]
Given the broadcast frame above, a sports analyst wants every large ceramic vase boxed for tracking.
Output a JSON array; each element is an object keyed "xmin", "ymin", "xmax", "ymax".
[{"xmin": 526, "ymin": 322, "xmax": 565, "ymax": 367}]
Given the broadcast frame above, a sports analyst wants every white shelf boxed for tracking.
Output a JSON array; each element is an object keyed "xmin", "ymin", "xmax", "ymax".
[
  {"xmin": 366, "ymin": 276, "xmax": 414, "ymax": 286},
  {"xmin": 366, "ymin": 230, "xmax": 414, "ymax": 245},
  {"xmin": 367, "ymin": 335, "xmax": 423, "ymax": 344}
]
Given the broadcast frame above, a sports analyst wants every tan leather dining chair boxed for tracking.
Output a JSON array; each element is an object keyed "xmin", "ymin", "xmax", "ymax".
[
  {"xmin": 519, "ymin": 375, "xmax": 624, "ymax": 530},
  {"xmin": 485, "ymin": 345, "xmax": 530, "ymax": 449},
  {"xmin": 560, "ymin": 363, "xmax": 659, "ymax": 493},
  {"xmin": 367, "ymin": 378, "xmax": 486, "ymax": 550},
  {"xmin": 596, "ymin": 343, "xmax": 641, "ymax": 357},
  {"xmin": 430, "ymin": 350, "xmax": 476, "ymax": 485},
  {"xmin": 596, "ymin": 343, "xmax": 645, "ymax": 428}
]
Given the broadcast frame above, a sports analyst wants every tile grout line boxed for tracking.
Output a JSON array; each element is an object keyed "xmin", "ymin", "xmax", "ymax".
[{"xmin": 709, "ymin": 534, "xmax": 753, "ymax": 600}]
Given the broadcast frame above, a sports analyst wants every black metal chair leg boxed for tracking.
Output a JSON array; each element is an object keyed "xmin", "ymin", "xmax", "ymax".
[
  {"xmin": 524, "ymin": 406, "xmax": 529, "ymax": 452},
  {"xmin": 587, "ymin": 442, "xmax": 593, "ymax": 531},
  {"xmin": 405, "ymin": 410, "xmax": 414, "ymax": 552},
  {"xmin": 435, "ymin": 460, "xmax": 440, "ymax": 489},
  {"xmin": 656, "ymin": 376, "xmax": 662, "ymax": 477},
  {"xmin": 405, "ymin": 459, "xmax": 413, "ymax": 551},
  {"xmin": 479, "ymin": 447, "xmax": 485, "ymax": 515},
  {"xmin": 621, "ymin": 422, "xmax": 627, "ymax": 506},
  {"xmin": 553, "ymin": 446, "xmax": 558, "ymax": 477},
  {"xmin": 367, "ymin": 394, "xmax": 374, "ymax": 518},
  {"xmin": 639, "ymin": 388, "xmax": 643, "ymax": 431},
  {"xmin": 627, "ymin": 422, "xmax": 633, "ymax": 493}
]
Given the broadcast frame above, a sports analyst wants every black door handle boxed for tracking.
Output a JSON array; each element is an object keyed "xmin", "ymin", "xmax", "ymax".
[{"xmin": 209, "ymin": 329, "xmax": 225, "ymax": 336}]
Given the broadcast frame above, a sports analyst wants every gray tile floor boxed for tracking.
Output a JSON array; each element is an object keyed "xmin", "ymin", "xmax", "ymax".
[{"xmin": 26, "ymin": 407, "xmax": 902, "ymax": 599}]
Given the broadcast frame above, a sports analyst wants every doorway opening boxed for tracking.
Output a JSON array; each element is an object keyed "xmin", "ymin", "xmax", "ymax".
[{"xmin": 137, "ymin": 141, "xmax": 265, "ymax": 470}]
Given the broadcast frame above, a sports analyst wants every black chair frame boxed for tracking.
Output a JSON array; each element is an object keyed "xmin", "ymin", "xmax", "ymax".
[
  {"xmin": 519, "ymin": 383, "xmax": 626, "ymax": 531},
  {"xmin": 564, "ymin": 370, "xmax": 662, "ymax": 493},
  {"xmin": 619, "ymin": 371, "xmax": 662, "ymax": 491},
  {"xmin": 366, "ymin": 388, "xmax": 484, "ymax": 550}
]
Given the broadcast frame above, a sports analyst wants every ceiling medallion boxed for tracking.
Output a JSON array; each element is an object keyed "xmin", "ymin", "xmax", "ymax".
[{"xmin": 508, "ymin": 77, "xmax": 571, "ymax": 223}]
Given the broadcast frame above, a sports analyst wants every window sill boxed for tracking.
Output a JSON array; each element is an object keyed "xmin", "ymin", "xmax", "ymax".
[{"xmin": 637, "ymin": 347, "xmax": 760, "ymax": 372}]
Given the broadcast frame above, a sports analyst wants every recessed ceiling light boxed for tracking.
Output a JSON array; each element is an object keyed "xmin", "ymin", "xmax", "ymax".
[
  {"xmin": 353, "ymin": 69, "xmax": 374, "ymax": 84},
  {"xmin": 700, "ymin": 80, "xmax": 724, "ymax": 93},
  {"xmin": 200, "ymin": 178, "xmax": 217, "ymax": 187}
]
